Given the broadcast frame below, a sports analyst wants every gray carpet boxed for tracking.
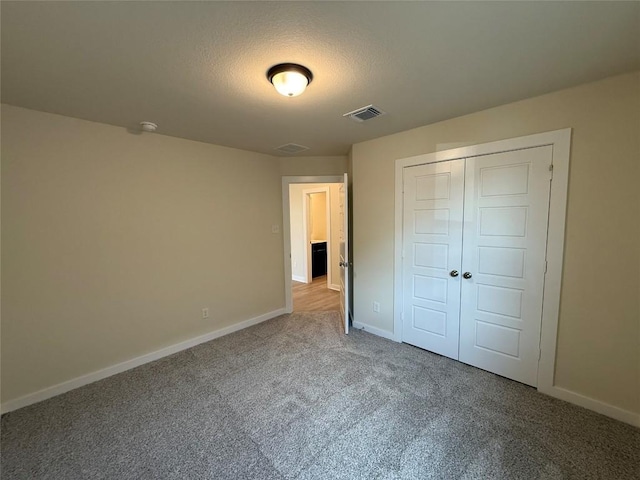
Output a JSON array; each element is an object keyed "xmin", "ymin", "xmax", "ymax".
[{"xmin": 1, "ymin": 312, "xmax": 639, "ymax": 479}]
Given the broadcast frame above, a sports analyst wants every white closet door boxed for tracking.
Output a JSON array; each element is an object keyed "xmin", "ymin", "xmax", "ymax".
[
  {"xmin": 402, "ymin": 160, "xmax": 464, "ymax": 360},
  {"xmin": 459, "ymin": 146, "xmax": 552, "ymax": 386}
]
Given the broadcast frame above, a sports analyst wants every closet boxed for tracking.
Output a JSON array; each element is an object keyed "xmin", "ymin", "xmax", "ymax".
[{"xmin": 401, "ymin": 146, "xmax": 553, "ymax": 387}]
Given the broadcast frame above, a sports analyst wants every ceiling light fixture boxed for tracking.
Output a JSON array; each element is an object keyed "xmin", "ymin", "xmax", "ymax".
[{"xmin": 267, "ymin": 63, "xmax": 313, "ymax": 97}]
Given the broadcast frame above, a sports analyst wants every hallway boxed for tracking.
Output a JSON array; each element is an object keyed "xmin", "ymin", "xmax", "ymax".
[{"xmin": 292, "ymin": 275, "xmax": 340, "ymax": 312}]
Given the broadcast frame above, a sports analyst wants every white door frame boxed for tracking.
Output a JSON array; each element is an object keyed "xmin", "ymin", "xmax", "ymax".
[
  {"xmin": 282, "ymin": 176, "xmax": 343, "ymax": 313},
  {"xmin": 394, "ymin": 129, "xmax": 571, "ymax": 393},
  {"xmin": 302, "ymin": 186, "xmax": 332, "ymax": 286}
]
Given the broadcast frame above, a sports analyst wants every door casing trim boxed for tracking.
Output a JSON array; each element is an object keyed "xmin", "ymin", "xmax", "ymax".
[{"xmin": 302, "ymin": 186, "xmax": 332, "ymax": 286}]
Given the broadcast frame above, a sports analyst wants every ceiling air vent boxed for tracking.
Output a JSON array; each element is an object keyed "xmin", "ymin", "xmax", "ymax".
[
  {"xmin": 275, "ymin": 143, "xmax": 310, "ymax": 154},
  {"xmin": 343, "ymin": 104, "xmax": 386, "ymax": 123}
]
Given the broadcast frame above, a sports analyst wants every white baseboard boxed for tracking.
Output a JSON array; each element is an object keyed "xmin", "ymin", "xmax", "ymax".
[
  {"xmin": 6, "ymin": 309, "xmax": 636, "ymax": 429},
  {"xmin": 1, "ymin": 308, "xmax": 288, "ymax": 415},
  {"xmin": 292, "ymin": 275, "xmax": 306, "ymax": 283},
  {"xmin": 329, "ymin": 284, "xmax": 340, "ymax": 292},
  {"xmin": 352, "ymin": 321, "xmax": 396, "ymax": 341},
  {"xmin": 539, "ymin": 385, "xmax": 639, "ymax": 427}
]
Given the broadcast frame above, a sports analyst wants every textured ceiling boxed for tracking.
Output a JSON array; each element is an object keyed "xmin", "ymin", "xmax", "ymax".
[{"xmin": 2, "ymin": 1, "xmax": 639, "ymax": 156}]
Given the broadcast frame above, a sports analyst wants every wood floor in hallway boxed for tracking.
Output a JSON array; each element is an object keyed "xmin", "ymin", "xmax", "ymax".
[{"xmin": 292, "ymin": 275, "xmax": 340, "ymax": 312}]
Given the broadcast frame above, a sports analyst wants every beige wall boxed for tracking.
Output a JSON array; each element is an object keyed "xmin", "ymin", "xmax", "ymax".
[
  {"xmin": 1, "ymin": 105, "xmax": 285, "ymax": 403},
  {"xmin": 352, "ymin": 72, "xmax": 640, "ymax": 414},
  {"xmin": 309, "ymin": 193, "xmax": 327, "ymax": 241},
  {"xmin": 279, "ymin": 155, "xmax": 347, "ymax": 177},
  {"xmin": 289, "ymin": 183, "xmax": 341, "ymax": 289}
]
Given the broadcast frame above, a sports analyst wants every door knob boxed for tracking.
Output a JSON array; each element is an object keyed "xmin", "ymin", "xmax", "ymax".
[
  {"xmin": 463, "ymin": 272, "xmax": 472, "ymax": 279},
  {"xmin": 449, "ymin": 270, "xmax": 459, "ymax": 277}
]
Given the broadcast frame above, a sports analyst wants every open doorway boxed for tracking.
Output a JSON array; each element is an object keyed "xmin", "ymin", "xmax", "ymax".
[
  {"xmin": 289, "ymin": 183, "xmax": 340, "ymax": 312},
  {"xmin": 282, "ymin": 175, "xmax": 345, "ymax": 315}
]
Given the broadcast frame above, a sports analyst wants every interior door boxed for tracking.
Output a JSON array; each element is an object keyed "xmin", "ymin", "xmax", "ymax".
[
  {"xmin": 402, "ymin": 160, "xmax": 464, "ymax": 359},
  {"xmin": 458, "ymin": 146, "xmax": 552, "ymax": 386},
  {"xmin": 339, "ymin": 173, "xmax": 349, "ymax": 334}
]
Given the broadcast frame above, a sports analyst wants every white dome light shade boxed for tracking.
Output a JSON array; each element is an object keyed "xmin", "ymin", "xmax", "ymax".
[
  {"xmin": 271, "ymin": 70, "xmax": 308, "ymax": 97},
  {"xmin": 267, "ymin": 63, "xmax": 313, "ymax": 97}
]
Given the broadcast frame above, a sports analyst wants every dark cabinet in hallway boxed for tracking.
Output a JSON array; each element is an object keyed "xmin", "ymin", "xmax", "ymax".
[{"xmin": 311, "ymin": 241, "xmax": 327, "ymax": 278}]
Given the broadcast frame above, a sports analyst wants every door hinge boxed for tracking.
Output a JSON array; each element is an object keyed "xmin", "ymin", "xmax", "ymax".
[
  {"xmin": 401, "ymin": 312, "xmax": 404, "ymax": 321},
  {"xmin": 538, "ymin": 349, "xmax": 542, "ymax": 361},
  {"xmin": 548, "ymin": 164, "xmax": 554, "ymax": 180},
  {"xmin": 544, "ymin": 261, "xmax": 548, "ymax": 273}
]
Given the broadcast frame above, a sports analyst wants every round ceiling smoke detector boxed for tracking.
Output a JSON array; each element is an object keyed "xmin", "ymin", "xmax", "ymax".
[{"xmin": 140, "ymin": 121, "xmax": 157, "ymax": 132}]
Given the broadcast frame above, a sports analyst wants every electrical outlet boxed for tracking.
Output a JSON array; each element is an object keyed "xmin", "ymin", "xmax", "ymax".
[
  {"xmin": 271, "ymin": 224, "xmax": 280, "ymax": 234},
  {"xmin": 202, "ymin": 307, "xmax": 209, "ymax": 319},
  {"xmin": 373, "ymin": 301, "xmax": 380, "ymax": 313}
]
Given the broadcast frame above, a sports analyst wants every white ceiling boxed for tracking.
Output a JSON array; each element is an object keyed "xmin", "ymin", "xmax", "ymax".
[{"xmin": 2, "ymin": 1, "xmax": 639, "ymax": 156}]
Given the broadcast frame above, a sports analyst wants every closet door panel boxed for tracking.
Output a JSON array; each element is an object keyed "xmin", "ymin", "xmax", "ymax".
[
  {"xmin": 459, "ymin": 146, "xmax": 552, "ymax": 387},
  {"xmin": 401, "ymin": 159, "xmax": 464, "ymax": 360}
]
